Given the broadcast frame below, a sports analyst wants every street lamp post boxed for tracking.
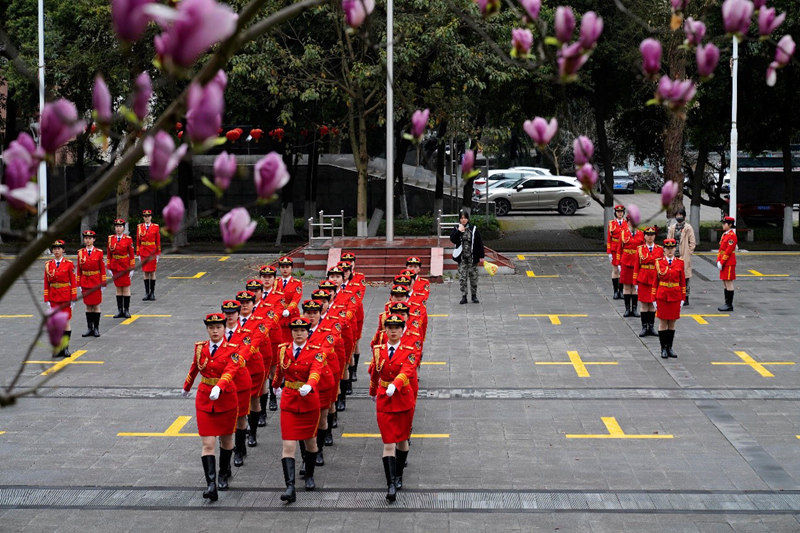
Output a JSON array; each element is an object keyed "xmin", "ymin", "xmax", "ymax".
[
  {"xmin": 729, "ymin": 36, "xmax": 738, "ymax": 224},
  {"xmin": 385, "ymin": 0, "xmax": 394, "ymax": 243},
  {"xmin": 37, "ymin": 0, "xmax": 48, "ymax": 236}
]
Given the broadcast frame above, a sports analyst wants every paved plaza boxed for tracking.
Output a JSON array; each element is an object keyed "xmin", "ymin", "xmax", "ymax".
[{"xmin": 1, "ymin": 250, "xmax": 800, "ymax": 531}]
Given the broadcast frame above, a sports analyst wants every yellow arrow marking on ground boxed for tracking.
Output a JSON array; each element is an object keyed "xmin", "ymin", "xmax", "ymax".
[
  {"xmin": 738, "ymin": 270, "xmax": 789, "ymax": 277},
  {"xmin": 168, "ymin": 271, "xmax": 207, "ymax": 279},
  {"xmin": 566, "ymin": 417, "xmax": 673, "ymax": 439},
  {"xmin": 683, "ymin": 314, "xmax": 729, "ymax": 325},
  {"xmin": 106, "ymin": 314, "xmax": 173, "ymax": 325},
  {"xmin": 118, "ymin": 416, "xmax": 198, "ymax": 437},
  {"xmin": 517, "ymin": 254, "xmax": 526, "ymax": 260},
  {"xmin": 24, "ymin": 350, "xmax": 102, "ymax": 376},
  {"xmin": 218, "ymin": 256, "xmax": 230, "ymax": 262},
  {"xmin": 526, "ymin": 270, "xmax": 559, "ymax": 278},
  {"xmin": 519, "ymin": 314, "xmax": 588, "ymax": 325},
  {"xmin": 342, "ymin": 433, "xmax": 449, "ymax": 438},
  {"xmin": 535, "ymin": 351, "xmax": 617, "ymax": 377},
  {"xmin": 711, "ymin": 351, "xmax": 794, "ymax": 378},
  {"xmin": 0, "ymin": 315, "xmax": 33, "ymax": 318}
]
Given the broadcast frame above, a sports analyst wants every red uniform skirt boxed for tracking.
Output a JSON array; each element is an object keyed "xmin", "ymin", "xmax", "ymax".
[
  {"xmin": 141, "ymin": 255, "xmax": 158, "ymax": 273},
  {"xmin": 81, "ymin": 286, "xmax": 103, "ymax": 306},
  {"xmin": 377, "ymin": 410, "xmax": 413, "ymax": 444},
  {"xmin": 110, "ymin": 269, "xmax": 131, "ymax": 287},
  {"xmin": 50, "ymin": 301, "xmax": 72, "ymax": 320},
  {"xmin": 249, "ymin": 370, "xmax": 265, "ymax": 398},
  {"xmin": 720, "ymin": 265, "xmax": 735, "ymax": 281},
  {"xmin": 620, "ymin": 264, "xmax": 635, "ymax": 285},
  {"xmin": 318, "ymin": 383, "xmax": 337, "ymax": 408},
  {"xmin": 234, "ymin": 371, "xmax": 252, "ymax": 417},
  {"xmin": 637, "ymin": 282, "xmax": 655, "ymax": 303},
  {"xmin": 655, "ymin": 299, "xmax": 681, "ymax": 321},
  {"xmin": 196, "ymin": 407, "xmax": 237, "ymax": 437},
  {"xmin": 280, "ymin": 409, "xmax": 320, "ymax": 440}
]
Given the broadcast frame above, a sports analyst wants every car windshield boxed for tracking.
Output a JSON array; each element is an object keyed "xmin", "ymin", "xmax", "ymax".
[{"xmin": 492, "ymin": 178, "xmax": 525, "ymax": 189}]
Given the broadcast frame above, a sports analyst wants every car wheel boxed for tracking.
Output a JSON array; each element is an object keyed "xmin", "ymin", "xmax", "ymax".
[
  {"xmin": 558, "ymin": 197, "xmax": 578, "ymax": 216},
  {"xmin": 494, "ymin": 199, "xmax": 511, "ymax": 216}
]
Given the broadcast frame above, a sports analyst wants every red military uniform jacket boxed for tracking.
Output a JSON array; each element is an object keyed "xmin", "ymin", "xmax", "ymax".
[
  {"xmin": 77, "ymin": 247, "xmax": 106, "ymax": 289},
  {"xmin": 136, "ymin": 223, "xmax": 161, "ymax": 260},
  {"xmin": 272, "ymin": 342, "xmax": 325, "ymax": 413},
  {"xmin": 278, "ymin": 276, "xmax": 303, "ymax": 315},
  {"xmin": 232, "ymin": 315, "xmax": 271, "ymax": 374},
  {"xmin": 606, "ymin": 218, "xmax": 629, "ymax": 265},
  {"xmin": 717, "ymin": 229, "xmax": 737, "ymax": 268},
  {"xmin": 370, "ymin": 310, "xmax": 390, "ymax": 348},
  {"xmin": 619, "ymin": 229, "xmax": 644, "ymax": 267},
  {"xmin": 410, "ymin": 277, "xmax": 430, "ymax": 305},
  {"xmin": 183, "ymin": 340, "xmax": 241, "ymax": 413},
  {"xmin": 634, "ymin": 244, "xmax": 664, "ymax": 286},
  {"xmin": 313, "ymin": 324, "xmax": 345, "ymax": 381},
  {"xmin": 307, "ymin": 332, "xmax": 338, "ymax": 392},
  {"xmin": 652, "ymin": 257, "xmax": 687, "ymax": 302},
  {"xmin": 369, "ymin": 343, "xmax": 418, "ymax": 412},
  {"xmin": 351, "ymin": 271, "xmax": 365, "ymax": 284},
  {"xmin": 107, "ymin": 234, "xmax": 135, "ymax": 272},
  {"xmin": 44, "ymin": 258, "xmax": 77, "ymax": 303}
]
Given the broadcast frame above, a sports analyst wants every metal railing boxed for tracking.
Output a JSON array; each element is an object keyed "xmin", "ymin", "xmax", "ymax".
[
  {"xmin": 435, "ymin": 209, "xmax": 461, "ymax": 245},
  {"xmin": 308, "ymin": 210, "xmax": 345, "ymax": 242}
]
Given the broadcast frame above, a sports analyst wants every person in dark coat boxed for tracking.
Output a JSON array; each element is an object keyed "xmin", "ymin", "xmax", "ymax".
[{"xmin": 449, "ymin": 210, "xmax": 485, "ymax": 304}]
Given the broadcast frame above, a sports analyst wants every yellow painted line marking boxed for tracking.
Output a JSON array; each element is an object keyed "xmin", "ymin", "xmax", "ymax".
[
  {"xmin": 168, "ymin": 271, "xmax": 207, "ymax": 279},
  {"xmin": 566, "ymin": 417, "xmax": 673, "ymax": 439},
  {"xmin": 218, "ymin": 256, "xmax": 230, "ymax": 262},
  {"xmin": 118, "ymin": 416, "xmax": 199, "ymax": 437},
  {"xmin": 535, "ymin": 351, "xmax": 617, "ymax": 377},
  {"xmin": 0, "ymin": 431, "xmax": 5, "ymax": 435},
  {"xmin": 342, "ymin": 433, "xmax": 449, "ymax": 438},
  {"xmin": 519, "ymin": 314, "xmax": 587, "ymax": 325},
  {"xmin": 119, "ymin": 314, "xmax": 172, "ymax": 325},
  {"xmin": 684, "ymin": 314, "xmax": 729, "ymax": 325},
  {"xmin": 711, "ymin": 351, "xmax": 794, "ymax": 378},
  {"xmin": 429, "ymin": 314, "xmax": 449, "ymax": 318},
  {"xmin": 363, "ymin": 361, "xmax": 446, "ymax": 366},
  {"xmin": 738, "ymin": 270, "xmax": 789, "ymax": 277},
  {"xmin": 23, "ymin": 350, "xmax": 103, "ymax": 376},
  {"xmin": 526, "ymin": 270, "xmax": 559, "ymax": 278},
  {"xmin": 517, "ymin": 254, "xmax": 526, "ymax": 260},
  {"xmin": 0, "ymin": 314, "xmax": 33, "ymax": 318}
]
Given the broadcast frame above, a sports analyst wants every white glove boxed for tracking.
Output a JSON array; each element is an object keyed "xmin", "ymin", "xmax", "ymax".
[
  {"xmin": 386, "ymin": 383, "xmax": 396, "ymax": 397},
  {"xmin": 274, "ymin": 387, "xmax": 282, "ymax": 399},
  {"xmin": 717, "ymin": 261, "xmax": 722, "ymax": 270},
  {"xmin": 617, "ymin": 265, "xmax": 621, "ymax": 272},
  {"xmin": 608, "ymin": 254, "xmax": 613, "ymax": 263},
  {"xmin": 70, "ymin": 302, "xmax": 75, "ymax": 308},
  {"xmin": 209, "ymin": 385, "xmax": 221, "ymax": 400},
  {"xmin": 299, "ymin": 384, "xmax": 312, "ymax": 396},
  {"xmin": 282, "ymin": 309, "xmax": 290, "ymax": 318},
  {"xmin": 181, "ymin": 389, "xmax": 191, "ymax": 398},
  {"xmin": 653, "ymin": 301, "xmax": 658, "ymax": 310},
  {"xmin": 680, "ymin": 301, "xmax": 684, "ymax": 308}
]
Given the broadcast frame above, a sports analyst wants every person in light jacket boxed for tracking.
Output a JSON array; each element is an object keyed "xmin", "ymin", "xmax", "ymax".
[
  {"xmin": 449, "ymin": 210, "xmax": 485, "ymax": 304},
  {"xmin": 666, "ymin": 207, "xmax": 696, "ymax": 306}
]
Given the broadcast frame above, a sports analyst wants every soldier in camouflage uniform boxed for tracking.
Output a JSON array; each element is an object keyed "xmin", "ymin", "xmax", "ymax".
[{"xmin": 450, "ymin": 210, "xmax": 484, "ymax": 304}]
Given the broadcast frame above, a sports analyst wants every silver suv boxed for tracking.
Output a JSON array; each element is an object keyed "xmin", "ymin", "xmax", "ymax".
[{"xmin": 475, "ymin": 176, "xmax": 591, "ymax": 216}]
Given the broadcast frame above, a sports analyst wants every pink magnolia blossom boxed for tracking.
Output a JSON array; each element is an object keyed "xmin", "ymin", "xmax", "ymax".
[
  {"xmin": 461, "ymin": 150, "xmax": 475, "ymax": 176},
  {"xmin": 519, "ymin": 0, "xmax": 540, "ymax": 21},
  {"xmin": 555, "ymin": 6, "xmax": 575, "ymax": 43},
  {"xmin": 1, "ymin": 133, "xmax": 42, "ymax": 190},
  {"xmin": 524, "ymin": 117, "xmax": 558, "ymax": 146},
  {"xmin": 696, "ymin": 43, "xmax": 720, "ymax": 77},
  {"xmin": 112, "ymin": 0, "xmax": 154, "ymax": 41},
  {"xmin": 656, "ymin": 76, "xmax": 696, "ymax": 110},
  {"xmin": 474, "ymin": 0, "xmax": 500, "ymax": 17},
  {"xmin": 626, "ymin": 204, "xmax": 641, "ymax": 225},
  {"xmin": 774, "ymin": 34, "xmax": 795, "ymax": 66},
  {"xmin": 150, "ymin": 0, "xmax": 238, "ymax": 68},
  {"xmin": 142, "ymin": 130, "xmax": 187, "ymax": 183},
  {"xmin": 579, "ymin": 11, "xmax": 603, "ymax": 50},
  {"xmin": 40, "ymin": 99, "xmax": 86, "ymax": 154},
  {"xmin": 722, "ymin": 0, "xmax": 754, "ymax": 36},
  {"xmin": 640, "ymin": 39, "xmax": 662, "ymax": 77},
  {"xmin": 573, "ymin": 136, "xmax": 594, "ymax": 166},
  {"xmin": 342, "ymin": 0, "xmax": 375, "ymax": 27},
  {"xmin": 558, "ymin": 42, "xmax": 588, "ymax": 80},
  {"xmin": 220, "ymin": 207, "xmax": 257, "ymax": 249},
  {"xmin": 254, "ymin": 152, "xmax": 290, "ymax": 199},
  {"xmin": 92, "ymin": 75, "xmax": 112, "ymax": 124},
  {"xmin": 670, "ymin": 0, "xmax": 689, "ymax": 12},
  {"xmin": 752, "ymin": 0, "xmax": 766, "ymax": 9},
  {"xmin": 661, "ymin": 180, "xmax": 680, "ymax": 207},
  {"xmin": 0, "ymin": 182, "xmax": 39, "ymax": 209},
  {"xmin": 758, "ymin": 8, "xmax": 785, "ymax": 36},
  {"xmin": 213, "ymin": 151, "xmax": 237, "ymax": 190},
  {"xmin": 46, "ymin": 309, "xmax": 70, "ymax": 348},
  {"xmin": 410, "ymin": 108, "xmax": 430, "ymax": 139},
  {"xmin": 133, "ymin": 72, "xmax": 152, "ymax": 122},
  {"xmin": 766, "ymin": 62, "xmax": 778, "ymax": 85},
  {"xmin": 576, "ymin": 163, "xmax": 598, "ymax": 190},
  {"xmin": 511, "ymin": 28, "xmax": 533, "ymax": 57},
  {"xmin": 683, "ymin": 17, "xmax": 706, "ymax": 46},
  {"xmin": 186, "ymin": 81, "xmax": 224, "ymax": 144},
  {"xmin": 162, "ymin": 195, "xmax": 185, "ymax": 234}
]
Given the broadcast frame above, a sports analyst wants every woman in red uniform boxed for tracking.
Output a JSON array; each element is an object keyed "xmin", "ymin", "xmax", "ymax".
[
  {"xmin": 303, "ymin": 299, "xmax": 337, "ymax": 467},
  {"xmin": 633, "ymin": 226, "xmax": 663, "ymax": 337},
  {"xmin": 606, "ymin": 205, "xmax": 628, "ymax": 299},
  {"xmin": 369, "ymin": 315, "xmax": 419, "ymax": 502},
  {"xmin": 220, "ymin": 300, "xmax": 252, "ymax": 468},
  {"xmin": 107, "ymin": 218, "xmax": 136, "ymax": 319},
  {"xmin": 619, "ymin": 218, "xmax": 644, "ymax": 318},
  {"xmin": 652, "ymin": 239, "xmax": 686, "ymax": 359},
  {"xmin": 77, "ymin": 230, "xmax": 106, "ymax": 337},
  {"xmin": 181, "ymin": 313, "xmax": 240, "ymax": 501},
  {"xmin": 233, "ymin": 290, "xmax": 269, "ymax": 448},
  {"xmin": 272, "ymin": 318, "xmax": 325, "ymax": 502},
  {"xmin": 717, "ymin": 216, "xmax": 737, "ymax": 312},
  {"xmin": 44, "ymin": 240, "xmax": 77, "ymax": 358},
  {"xmin": 136, "ymin": 209, "xmax": 161, "ymax": 301}
]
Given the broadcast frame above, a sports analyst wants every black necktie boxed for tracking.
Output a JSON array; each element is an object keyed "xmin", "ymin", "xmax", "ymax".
[
  {"xmin": 283, "ymin": 279, "xmax": 288, "ymax": 288},
  {"xmin": 294, "ymin": 347, "xmax": 301, "ymax": 360},
  {"xmin": 389, "ymin": 346, "xmax": 395, "ymax": 359},
  {"xmin": 117, "ymin": 236, "xmax": 121, "ymax": 242},
  {"xmin": 668, "ymin": 259, "xmax": 673, "ymax": 265},
  {"xmin": 56, "ymin": 261, "xmax": 60, "ymax": 268},
  {"xmin": 241, "ymin": 318, "xmax": 247, "ymax": 327},
  {"xmin": 227, "ymin": 331, "xmax": 233, "ymax": 341},
  {"xmin": 210, "ymin": 344, "xmax": 218, "ymax": 355}
]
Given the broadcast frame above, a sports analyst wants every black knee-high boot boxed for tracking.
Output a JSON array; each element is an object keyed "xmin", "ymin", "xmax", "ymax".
[
  {"xmin": 383, "ymin": 456, "xmax": 397, "ymax": 502},
  {"xmin": 299, "ymin": 440, "xmax": 306, "ymax": 476},
  {"xmin": 658, "ymin": 330, "xmax": 668, "ymax": 359},
  {"xmin": 315, "ymin": 430, "xmax": 326, "ymax": 466},
  {"xmin": 302, "ymin": 450, "xmax": 317, "ymax": 490},
  {"xmin": 82, "ymin": 312, "xmax": 93, "ymax": 337},
  {"xmin": 325, "ymin": 413, "xmax": 334, "ymax": 446},
  {"xmin": 142, "ymin": 279, "xmax": 150, "ymax": 301},
  {"xmin": 269, "ymin": 386, "xmax": 278, "ymax": 411},
  {"xmin": 350, "ymin": 352, "xmax": 359, "ymax": 382},
  {"xmin": 630, "ymin": 295, "xmax": 639, "ymax": 317},
  {"xmin": 201, "ymin": 455, "xmax": 218, "ymax": 501},
  {"xmin": 667, "ymin": 329, "xmax": 677, "ymax": 358},
  {"xmin": 395, "ymin": 449, "xmax": 408, "ymax": 490},
  {"xmin": 612, "ymin": 278, "xmax": 620, "ymax": 298},
  {"xmin": 218, "ymin": 448, "xmax": 232, "ymax": 490},
  {"xmin": 123, "ymin": 295, "xmax": 131, "ymax": 318},
  {"xmin": 623, "ymin": 295, "xmax": 633, "ymax": 317},
  {"xmin": 233, "ymin": 428, "xmax": 246, "ymax": 467},
  {"xmin": 247, "ymin": 412, "xmax": 259, "ymax": 446},
  {"xmin": 92, "ymin": 312, "xmax": 101, "ymax": 336},
  {"xmin": 336, "ymin": 381, "xmax": 347, "ymax": 411},
  {"xmin": 149, "ymin": 280, "xmax": 156, "ymax": 300},
  {"xmin": 280, "ymin": 458, "xmax": 296, "ymax": 503},
  {"xmin": 114, "ymin": 295, "xmax": 125, "ymax": 318},
  {"xmin": 258, "ymin": 395, "xmax": 268, "ymax": 427},
  {"xmin": 638, "ymin": 312, "xmax": 649, "ymax": 337}
]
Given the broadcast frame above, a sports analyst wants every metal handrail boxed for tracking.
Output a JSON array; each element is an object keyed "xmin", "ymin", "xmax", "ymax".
[{"xmin": 308, "ymin": 210, "xmax": 345, "ymax": 242}]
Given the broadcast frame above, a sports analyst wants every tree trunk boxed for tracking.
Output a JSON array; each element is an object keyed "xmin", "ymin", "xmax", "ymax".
[
  {"xmin": 594, "ymin": 104, "xmax": 614, "ymax": 239},
  {"xmin": 433, "ymin": 121, "xmax": 448, "ymax": 221},
  {"xmin": 395, "ymin": 126, "xmax": 411, "ymax": 219},
  {"xmin": 76, "ymin": 134, "xmax": 97, "ymax": 236},
  {"xmin": 781, "ymin": 137, "xmax": 796, "ymax": 245},
  {"xmin": 116, "ymin": 172, "xmax": 131, "ymax": 234},
  {"xmin": 356, "ymin": 109, "xmax": 369, "ymax": 236},
  {"xmin": 304, "ymin": 133, "xmax": 318, "ymax": 220},
  {"xmin": 664, "ymin": 38, "xmax": 686, "ymax": 217},
  {"xmin": 275, "ymin": 151, "xmax": 297, "ymax": 245},
  {"xmin": 690, "ymin": 145, "xmax": 708, "ymax": 240},
  {"xmin": 172, "ymin": 154, "xmax": 195, "ymax": 247}
]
